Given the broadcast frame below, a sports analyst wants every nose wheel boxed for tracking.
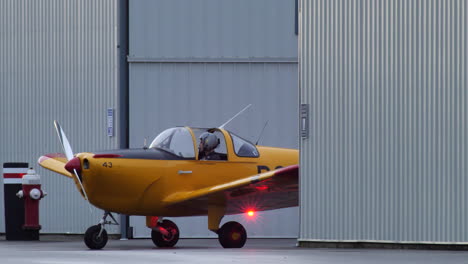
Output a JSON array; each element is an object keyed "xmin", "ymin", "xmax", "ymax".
[
  {"xmin": 151, "ymin": 219, "xmax": 180, "ymax": 248},
  {"xmin": 217, "ymin": 221, "xmax": 247, "ymax": 248},
  {"xmin": 84, "ymin": 225, "xmax": 108, "ymax": 249},
  {"xmin": 84, "ymin": 211, "xmax": 118, "ymax": 250}
]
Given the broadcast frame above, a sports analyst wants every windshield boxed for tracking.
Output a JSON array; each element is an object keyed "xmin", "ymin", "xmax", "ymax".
[
  {"xmin": 149, "ymin": 127, "xmax": 195, "ymax": 158},
  {"xmin": 230, "ymin": 132, "xmax": 259, "ymax": 157}
]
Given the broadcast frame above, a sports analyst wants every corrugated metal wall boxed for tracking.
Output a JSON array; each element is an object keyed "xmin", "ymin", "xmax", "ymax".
[
  {"xmin": 0, "ymin": 0, "xmax": 120, "ymax": 234},
  {"xmin": 128, "ymin": 0, "xmax": 299, "ymax": 238},
  {"xmin": 299, "ymin": 0, "xmax": 467, "ymax": 243}
]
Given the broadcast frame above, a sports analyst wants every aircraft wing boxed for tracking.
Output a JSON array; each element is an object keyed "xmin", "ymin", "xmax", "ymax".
[
  {"xmin": 163, "ymin": 165, "xmax": 298, "ymax": 214},
  {"xmin": 38, "ymin": 153, "xmax": 73, "ymax": 178}
]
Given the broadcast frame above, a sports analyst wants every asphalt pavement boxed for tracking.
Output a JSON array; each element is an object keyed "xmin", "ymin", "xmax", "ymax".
[{"xmin": 0, "ymin": 236, "xmax": 467, "ymax": 264}]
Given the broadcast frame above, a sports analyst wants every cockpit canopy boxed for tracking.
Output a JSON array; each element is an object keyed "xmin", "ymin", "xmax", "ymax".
[
  {"xmin": 149, "ymin": 127, "xmax": 259, "ymax": 160},
  {"xmin": 149, "ymin": 127, "xmax": 195, "ymax": 158}
]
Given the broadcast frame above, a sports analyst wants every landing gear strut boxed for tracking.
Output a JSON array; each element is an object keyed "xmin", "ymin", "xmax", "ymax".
[
  {"xmin": 151, "ymin": 219, "xmax": 180, "ymax": 248},
  {"xmin": 207, "ymin": 203, "xmax": 247, "ymax": 248},
  {"xmin": 84, "ymin": 211, "xmax": 119, "ymax": 250}
]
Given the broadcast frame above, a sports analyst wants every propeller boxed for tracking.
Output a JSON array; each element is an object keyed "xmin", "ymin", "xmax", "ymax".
[{"xmin": 54, "ymin": 121, "xmax": 90, "ymax": 202}]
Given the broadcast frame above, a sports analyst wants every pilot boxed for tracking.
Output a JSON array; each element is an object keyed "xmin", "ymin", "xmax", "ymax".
[{"xmin": 198, "ymin": 132, "xmax": 224, "ymax": 160}]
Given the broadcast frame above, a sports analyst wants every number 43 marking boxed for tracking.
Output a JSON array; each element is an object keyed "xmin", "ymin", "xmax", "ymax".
[{"xmin": 102, "ymin": 162, "xmax": 113, "ymax": 168}]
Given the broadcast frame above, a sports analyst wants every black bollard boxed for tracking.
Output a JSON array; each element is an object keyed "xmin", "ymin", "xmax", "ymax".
[{"xmin": 3, "ymin": 162, "xmax": 37, "ymax": 240}]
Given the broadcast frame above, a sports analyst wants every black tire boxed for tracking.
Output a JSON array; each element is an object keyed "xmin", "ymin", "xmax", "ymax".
[
  {"xmin": 218, "ymin": 221, "xmax": 247, "ymax": 248},
  {"xmin": 84, "ymin": 225, "xmax": 108, "ymax": 250},
  {"xmin": 151, "ymin": 220, "xmax": 180, "ymax": 248}
]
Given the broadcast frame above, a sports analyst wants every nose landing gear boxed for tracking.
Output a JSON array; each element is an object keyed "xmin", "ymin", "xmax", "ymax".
[{"xmin": 84, "ymin": 211, "xmax": 119, "ymax": 250}]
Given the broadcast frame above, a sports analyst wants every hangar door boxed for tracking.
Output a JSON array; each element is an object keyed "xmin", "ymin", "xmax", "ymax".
[{"xmin": 128, "ymin": 0, "xmax": 298, "ymax": 238}]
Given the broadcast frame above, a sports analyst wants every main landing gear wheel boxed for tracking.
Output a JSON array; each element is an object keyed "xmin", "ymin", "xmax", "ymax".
[
  {"xmin": 84, "ymin": 225, "xmax": 108, "ymax": 250},
  {"xmin": 217, "ymin": 221, "xmax": 247, "ymax": 248},
  {"xmin": 151, "ymin": 219, "xmax": 180, "ymax": 248}
]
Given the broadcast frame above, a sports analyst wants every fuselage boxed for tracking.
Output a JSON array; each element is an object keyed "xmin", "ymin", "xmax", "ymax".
[
  {"xmin": 77, "ymin": 145, "xmax": 298, "ymax": 216},
  {"xmin": 64, "ymin": 127, "xmax": 298, "ymax": 216}
]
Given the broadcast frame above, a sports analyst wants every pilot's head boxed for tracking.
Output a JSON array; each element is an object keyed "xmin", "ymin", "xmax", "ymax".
[{"xmin": 199, "ymin": 132, "xmax": 219, "ymax": 153}]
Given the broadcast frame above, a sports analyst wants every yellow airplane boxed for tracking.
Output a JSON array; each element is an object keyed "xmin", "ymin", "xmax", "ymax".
[{"xmin": 38, "ymin": 118, "xmax": 298, "ymax": 249}]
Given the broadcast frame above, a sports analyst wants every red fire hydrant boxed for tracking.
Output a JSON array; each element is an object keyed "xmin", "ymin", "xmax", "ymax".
[{"xmin": 16, "ymin": 168, "xmax": 47, "ymax": 230}]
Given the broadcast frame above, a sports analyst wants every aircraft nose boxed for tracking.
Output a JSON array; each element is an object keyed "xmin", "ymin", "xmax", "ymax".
[{"xmin": 65, "ymin": 157, "xmax": 82, "ymax": 174}]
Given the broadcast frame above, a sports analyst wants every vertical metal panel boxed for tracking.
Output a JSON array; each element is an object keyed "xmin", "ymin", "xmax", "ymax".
[
  {"xmin": 129, "ymin": 62, "xmax": 299, "ymax": 238},
  {"xmin": 299, "ymin": 0, "xmax": 467, "ymax": 243},
  {"xmin": 128, "ymin": 0, "xmax": 299, "ymax": 238},
  {"xmin": 129, "ymin": 0, "xmax": 297, "ymax": 59},
  {"xmin": 0, "ymin": 0, "xmax": 119, "ymax": 234},
  {"xmin": 130, "ymin": 63, "xmax": 298, "ymax": 149}
]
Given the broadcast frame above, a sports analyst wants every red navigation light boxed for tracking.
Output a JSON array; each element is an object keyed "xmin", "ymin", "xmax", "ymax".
[
  {"xmin": 255, "ymin": 186, "xmax": 268, "ymax": 191},
  {"xmin": 247, "ymin": 210, "xmax": 255, "ymax": 217}
]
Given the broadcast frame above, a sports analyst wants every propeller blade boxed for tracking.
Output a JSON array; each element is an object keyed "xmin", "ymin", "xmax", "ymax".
[
  {"xmin": 53, "ymin": 121, "xmax": 93, "ymax": 212},
  {"xmin": 73, "ymin": 169, "xmax": 91, "ymax": 203},
  {"xmin": 54, "ymin": 121, "xmax": 74, "ymax": 161}
]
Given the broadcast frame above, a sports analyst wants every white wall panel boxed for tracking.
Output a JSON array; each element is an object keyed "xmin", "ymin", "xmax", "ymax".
[
  {"xmin": 129, "ymin": 62, "xmax": 298, "ymax": 238},
  {"xmin": 128, "ymin": 0, "xmax": 299, "ymax": 238},
  {"xmin": 0, "ymin": 0, "xmax": 120, "ymax": 234},
  {"xmin": 130, "ymin": 63, "xmax": 298, "ymax": 148},
  {"xmin": 129, "ymin": 0, "xmax": 297, "ymax": 59},
  {"xmin": 299, "ymin": 0, "xmax": 467, "ymax": 243}
]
